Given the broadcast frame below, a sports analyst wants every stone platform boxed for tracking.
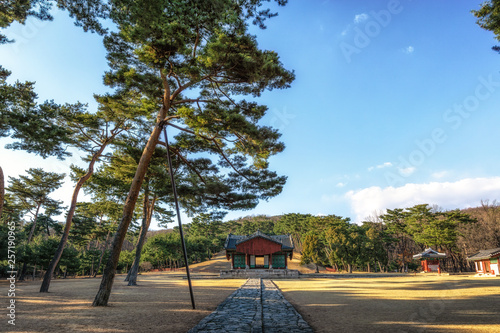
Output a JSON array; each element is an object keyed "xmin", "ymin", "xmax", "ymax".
[
  {"xmin": 188, "ymin": 278, "xmax": 313, "ymax": 333},
  {"xmin": 220, "ymin": 269, "xmax": 299, "ymax": 279}
]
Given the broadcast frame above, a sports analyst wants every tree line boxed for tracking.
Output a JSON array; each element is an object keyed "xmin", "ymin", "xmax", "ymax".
[
  {"xmin": 2, "ymin": 171, "xmax": 500, "ymax": 282},
  {"xmin": 2, "ymin": 0, "xmax": 500, "ymax": 308},
  {"xmin": 1, "ymin": 0, "xmax": 293, "ymax": 306},
  {"xmin": 283, "ymin": 203, "xmax": 500, "ymax": 274}
]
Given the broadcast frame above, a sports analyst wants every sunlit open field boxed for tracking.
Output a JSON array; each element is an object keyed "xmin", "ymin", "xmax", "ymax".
[
  {"xmin": 275, "ymin": 275, "xmax": 500, "ymax": 333},
  {"xmin": 2, "ymin": 273, "xmax": 244, "ymax": 333},
  {"xmin": 2, "ymin": 261, "xmax": 499, "ymax": 333}
]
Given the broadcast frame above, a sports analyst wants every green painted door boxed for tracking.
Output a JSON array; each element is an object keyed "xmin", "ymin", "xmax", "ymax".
[
  {"xmin": 273, "ymin": 254, "xmax": 286, "ymax": 268},
  {"xmin": 234, "ymin": 254, "xmax": 246, "ymax": 269}
]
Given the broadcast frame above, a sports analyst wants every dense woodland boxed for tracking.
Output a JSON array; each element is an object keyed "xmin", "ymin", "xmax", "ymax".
[
  {"xmin": 2, "ymin": 0, "xmax": 500, "ymax": 308},
  {"xmin": 2, "ymin": 196, "xmax": 500, "ymax": 278}
]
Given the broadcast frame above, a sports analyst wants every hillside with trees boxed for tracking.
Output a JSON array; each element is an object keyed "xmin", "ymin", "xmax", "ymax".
[{"xmin": 2, "ymin": 201, "xmax": 499, "ymax": 280}]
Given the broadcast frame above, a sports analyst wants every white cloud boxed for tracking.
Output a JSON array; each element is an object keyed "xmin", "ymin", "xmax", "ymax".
[
  {"xmin": 354, "ymin": 13, "xmax": 369, "ymax": 24},
  {"xmin": 403, "ymin": 46, "xmax": 414, "ymax": 54},
  {"xmin": 336, "ymin": 182, "xmax": 346, "ymax": 187},
  {"xmin": 368, "ymin": 162, "xmax": 393, "ymax": 171},
  {"xmin": 341, "ymin": 25, "xmax": 350, "ymax": 36},
  {"xmin": 398, "ymin": 166, "xmax": 416, "ymax": 176},
  {"xmin": 431, "ymin": 171, "xmax": 449, "ymax": 179},
  {"xmin": 345, "ymin": 177, "xmax": 500, "ymax": 223},
  {"xmin": 340, "ymin": 13, "xmax": 368, "ymax": 36}
]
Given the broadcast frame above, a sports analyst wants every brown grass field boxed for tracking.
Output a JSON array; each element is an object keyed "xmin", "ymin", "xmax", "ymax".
[
  {"xmin": 1, "ymin": 253, "xmax": 499, "ymax": 333},
  {"xmin": 275, "ymin": 275, "xmax": 500, "ymax": 333}
]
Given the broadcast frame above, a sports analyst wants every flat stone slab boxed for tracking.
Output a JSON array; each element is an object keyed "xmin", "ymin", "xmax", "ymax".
[
  {"xmin": 188, "ymin": 278, "xmax": 313, "ymax": 333},
  {"xmin": 220, "ymin": 269, "xmax": 299, "ymax": 279}
]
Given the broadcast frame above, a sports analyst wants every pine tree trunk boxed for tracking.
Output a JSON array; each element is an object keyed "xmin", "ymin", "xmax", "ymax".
[
  {"xmin": 94, "ymin": 230, "xmax": 111, "ymax": 278},
  {"xmin": 27, "ymin": 203, "xmax": 41, "ymax": 243},
  {"xmin": 19, "ymin": 204, "xmax": 42, "ymax": 281},
  {"xmin": 0, "ymin": 166, "xmax": 4, "ymax": 218},
  {"xmin": 127, "ymin": 190, "xmax": 155, "ymax": 286},
  {"xmin": 40, "ymin": 140, "xmax": 109, "ymax": 292},
  {"xmin": 126, "ymin": 184, "xmax": 149, "ymax": 283},
  {"xmin": 348, "ymin": 263, "xmax": 352, "ymax": 274},
  {"xmin": 93, "ymin": 110, "xmax": 166, "ymax": 307}
]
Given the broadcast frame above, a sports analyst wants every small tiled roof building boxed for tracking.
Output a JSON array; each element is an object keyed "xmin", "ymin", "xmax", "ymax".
[
  {"xmin": 224, "ymin": 231, "xmax": 294, "ymax": 269},
  {"xmin": 467, "ymin": 248, "xmax": 500, "ymax": 276},
  {"xmin": 413, "ymin": 248, "xmax": 447, "ymax": 273}
]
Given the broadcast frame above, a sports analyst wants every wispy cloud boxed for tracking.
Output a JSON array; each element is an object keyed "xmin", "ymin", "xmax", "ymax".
[
  {"xmin": 403, "ymin": 46, "xmax": 414, "ymax": 54},
  {"xmin": 341, "ymin": 25, "xmax": 351, "ymax": 36},
  {"xmin": 354, "ymin": 13, "xmax": 369, "ymax": 24},
  {"xmin": 398, "ymin": 166, "xmax": 416, "ymax": 176},
  {"xmin": 368, "ymin": 162, "xmax": 393, "ymax": 171},
  {"xmin": 432, "ymin": 171, "xmax": 450, "ymax": 179},
  {"xmin": 341, "ymin": 13, "xmax": 369, "ymax": 36},
  {"xmin": 345, "ymin": 177, "xmax": 500, "ymax": 222}
]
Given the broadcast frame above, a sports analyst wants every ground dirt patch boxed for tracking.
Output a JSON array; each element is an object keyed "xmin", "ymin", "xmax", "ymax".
[
  {"xmin": 3, "ymin": 257, "xmax": 500, "ymax": 333},
  {"xmin": 274, "ymin": 275, "xmax": 500, "ymax": 333},
  {"xmin": 2, "ymin": 273, "xmax": 244, "ymax": 333},
  {"xmin": 189, "ymin": 251, "xmax": 231, "ymax": 273}
]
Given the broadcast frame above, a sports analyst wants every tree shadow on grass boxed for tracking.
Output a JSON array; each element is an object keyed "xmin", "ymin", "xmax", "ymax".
[
  {"xmin": 277, "ymin": 278, "xmax": 500, "ymax": 333},
  {"xmin": 7, "ymin": 276, "xmax": 243, "ymax": 333}
]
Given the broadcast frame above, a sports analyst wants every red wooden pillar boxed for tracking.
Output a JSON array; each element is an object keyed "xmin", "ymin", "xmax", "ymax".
[
  {"xmin": 438, "ymin": 261, "xmax": 441, "ymax": 274},
  {"xmin": 421, "ymin": 260, "xmax": 428, "ymax": 272},
  {"xmin": 246, "ymin": 254, "xmax": 250, "ymax": 269}
]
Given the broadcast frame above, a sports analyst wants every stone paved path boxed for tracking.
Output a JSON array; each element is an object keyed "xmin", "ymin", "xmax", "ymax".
[{"xmin": 188, "ymin": 278, "xmax": 313, "ymax": 333}]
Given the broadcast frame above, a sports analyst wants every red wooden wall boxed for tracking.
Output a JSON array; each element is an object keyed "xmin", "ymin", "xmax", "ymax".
[{"xmin": 236, "ymin": 237, "xmax": 281, "ymax": 255}]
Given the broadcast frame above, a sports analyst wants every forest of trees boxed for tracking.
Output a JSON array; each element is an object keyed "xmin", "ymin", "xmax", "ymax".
[
  {"xmin": 1, "ymin": 0, "xmax": 294, "ymax": 306},
  {"xmin": 2, "ymin": 199, "xmax": 500, "ymax": 282},
  {"xmin": 2, "ymin": 0, "xmax": 500, "ymax": 309}
]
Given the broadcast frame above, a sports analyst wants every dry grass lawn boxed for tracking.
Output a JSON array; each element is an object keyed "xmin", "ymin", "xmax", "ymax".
[
  {"xmin": 2, "ymin": 253, "xmax": 499, "ymax": 333},
  {"xmin": 275, "ymin": 275, "xmax": 500, "ymax": 333},
  {"xmin": 2, "ymin": 273, "xmax": 244, "ymax": 333}
]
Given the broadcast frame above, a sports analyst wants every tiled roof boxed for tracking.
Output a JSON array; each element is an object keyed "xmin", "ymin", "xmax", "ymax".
[
  {"xmin": 467, "ymin": 247, "xmax": 500, "ymax": 261},
  {"xmin": 412, "ymin": 248, "xmax": 446, "ymax": 259},
  {"xmin": 224, "ymin": 231, "xmax": 294, "ymax": 250}
]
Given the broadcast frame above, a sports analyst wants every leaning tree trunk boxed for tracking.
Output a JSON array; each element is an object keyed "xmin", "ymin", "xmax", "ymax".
[
  {"xmin": 40, "ymin": 139, "xmax": 111, "ymax": 292},
  {"xmin": 125, "ymin": 182, "xmax": 150, "ymax": 283},
  {"xmin": 93, "ymin": 107, "xmax": 167, "ymax": 307},
  {"xmin": 125, "ymin": 185, "xmax": 156, "ymax": 286},
  {"xmin": 126, "ymin": 193, "xmax": 156, "ymax": 286},
  {"xmin": 94, "ymin": 229, "xmax": 111, "ymax": 278},
  {"xmin": 19, "ymin": 203, "xmax": 42, "ymax": 281},
  {"xmin": 0, "ymin": 166, "xmax": 4, "ymax": 218}
]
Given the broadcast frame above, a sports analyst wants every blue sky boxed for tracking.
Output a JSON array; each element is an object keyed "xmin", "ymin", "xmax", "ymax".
[{"xmin": 2, "ymin": 0, "xmax": 500, "ymax": 228}]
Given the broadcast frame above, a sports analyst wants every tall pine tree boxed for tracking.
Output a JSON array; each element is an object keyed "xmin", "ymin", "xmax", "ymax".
[{"xmin": 93, "ymin": 0, "xmax": 294, "ymax": 306}]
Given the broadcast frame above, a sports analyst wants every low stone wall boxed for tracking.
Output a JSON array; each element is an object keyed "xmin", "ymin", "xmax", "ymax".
[{"xmin": 220, "ymin": 269, "xmax": 299, "ymax": 279}]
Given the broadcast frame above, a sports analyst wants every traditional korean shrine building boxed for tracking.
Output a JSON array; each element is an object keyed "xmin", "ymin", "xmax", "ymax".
[
  {"xmin": 467, "ymin": 248, "xmax": 500, "ymax": 276},
  {"xmin": 221, "ymin": 231, "xmax": 298, "ymax": 278},
  {"xmin": 413, "ymin": 248, "xmax": 447, "ymax": 273}
]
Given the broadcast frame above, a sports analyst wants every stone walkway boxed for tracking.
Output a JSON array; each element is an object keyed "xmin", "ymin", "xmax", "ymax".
[{"xmin": 188, "ymin": 278, "xmax": 313, "ymax": 333}]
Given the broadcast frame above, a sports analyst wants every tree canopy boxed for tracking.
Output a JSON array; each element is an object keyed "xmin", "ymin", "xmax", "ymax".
[
  {"xmin": 92, "ymin": 0, "xmax": 294, "ymax": 306},
  {"xmin": 473, "ymin": 0, "xmax": 500, "ymax": 52}
]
